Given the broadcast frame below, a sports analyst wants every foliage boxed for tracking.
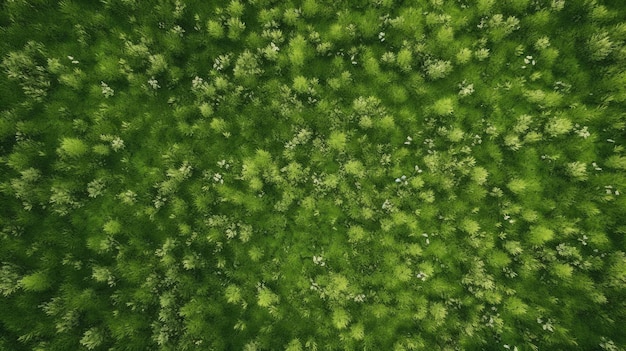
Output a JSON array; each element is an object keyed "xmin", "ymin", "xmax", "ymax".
[{"xmin": 1, "ymin": 0, "xmax": 625, "ymax": 350}]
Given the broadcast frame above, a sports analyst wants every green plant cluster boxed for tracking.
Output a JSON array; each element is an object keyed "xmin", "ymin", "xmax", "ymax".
[{"xmin": 1, "ymin": 0, "xmax": 625, "ymax": 350}]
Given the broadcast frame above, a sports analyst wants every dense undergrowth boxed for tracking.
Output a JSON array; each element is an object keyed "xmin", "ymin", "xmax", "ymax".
[{"xmin": 1, "ymin": 0, "xmax": 625, "ymax": 350}]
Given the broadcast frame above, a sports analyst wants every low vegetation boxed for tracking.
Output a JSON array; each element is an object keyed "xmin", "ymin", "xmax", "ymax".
[{"xmin": 1, "ymin": 0, "xmax": 625, "ymax": 350}]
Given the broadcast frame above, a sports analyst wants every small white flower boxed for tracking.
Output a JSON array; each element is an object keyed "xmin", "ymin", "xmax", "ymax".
[
  {"xmin": 87, "ymin": 179, "xmax": 106, "ymax": 198},
  {"xmin": 382, "ymin": 199, "xmax": 393, "ymax": 210},
  {"xmin": 226, "ymin": 227, "xmax": 236, "ymax": 239},
  {"xmin": 179, "ymin": 162, "xmax": 192, "ymax": 178},
  {"xmin": 148, "ymin": 77, "xmax": 160, "ymax": 89},
  {"xmin": 101, "ymin": 81, "xmax": 114, "ymax": 98},
  {"xmin": 217, "ymin": 159, "xmax": 230, "ymax": 169},
  {"xmin": 118, "ymin": 190, "xmax": 137, "ymax": 204},
  {"xmin": 153, "ymin": 195, "xmax": 167, "ymax": 209},
  {"xmin": 111, "ymin": 137, "xmax": 125, "ymax": 151},
  {"xmin": 576, "ymin": 126, "xmax": 590, "ymax": 138},
  {"xmin": 395, "ymin": 175, "xmax": 407, "ymax": 185},
  {"xmin": 458, "ymin": 80, "xmax": 475, "ymax": 96},
  {"xmin": 213, "ymin": 173, "xmax": 223, "ymax": 184},
  {"xmin": 172, "ymin": 25, "xmax": 185, "ymax": 37},
  {"xmin": 459, "ymin": 83, "xmax": 474, "ymax": 96},
  {"xmin": 192, "ymin": 76, "xmax": 204, "ymax": 90},
  {"xmin": 313, "ymin": 255, "xmax": 325, "ymax": 266},
  {"xmin": 524, "ymin": 56, "xmax": 536, "ymax": 65}
]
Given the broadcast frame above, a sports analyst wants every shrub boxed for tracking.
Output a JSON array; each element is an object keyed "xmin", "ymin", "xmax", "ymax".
[
  {"xmin": 80, "ymin": 328, "xmax": 104, "ymax": 350},
  {"xmin": 225, "ymin": 284, "xmax": 242, "ymax": 304},
  {"xmin": 344, "ymin": 160, "xmax": 365, "ymax": 178},
  {"xmin": 388, "ymin": 85, "xmax": 408, "ymax": 104},
  {"xmin": 424, "ymin": 59, "xmax": 453, "ymax": 80},
  {"xmin": 456, "ymin": 48, "xmax": 472, "ymax": 65},
  {"xmin": 226, "ymin": 0, "xmax": 245, "ymax": 17},
  {"xmin": 474, "ymin": 48, "xmax": 490, "ymax": 61},
  {"xmin": 147, "ymin": 54, "xmax": 168, "ymax": 75},
  {"xmin": 233, "ymin": 50, "xmax": 262, "ymax": 84},
  {"xmin": 565, "ymin": 161, "xmax": 588, "ymax": 181},
  {"xmin": 292, "ymin": 75, "xmax": 308, "ymax": 93},
  {"xmin": 507, "ymin": 178, "xmax": 528, "ymax": 194},
  {"xmin": 2, "ymin": 41, "xmax": 51, "ymax": 101},
  {"xmin": 288, "ymin": 35, "xmax": 308, "ymax": 68},
  {"xmin": 0, "ymin": 264, "xmax": 21, "ymax": 297},
  {"xmin": 528, "ymin": 225, "xmax": 554, "ymax": 245},
  {"xmin": 226, "ymin": 17, "xmax": 246, "ymax": 40},
  {"xmin": 432, "ymin": 97, "xmax": 455, "ymax": 116},
  {"xmin": 19, "ymin": 271, "xmax": 51, "ymax": 292},
  {"xmin": 332, "ymin": 308, "xmax": 350, "ymax": 330},
  {"xmin": 460, "ymin": 218, "xmax": 481, "ymax": 235},
  {"xmin": 103, "ymin": 220, "xmax": 121, "ymax": 235},
  {"xmin": 328, "ymin": 131, "xmax": 347, "ymax": 151},
  {"xmin": 302, "ymin": 0, "xmax": 319, "ymax": 17},
  {"xmin": 59, "ymin": 138, "xmax": 89, "ymax": 158},
  {"xmin": 587, "ymin": 32, "xmax": 613, "ymax": 61},
  {"xmin": 206, "ymin": 20, "xmax": 224, "ymax": 38},
  {"xmin": 396, "ymin": 48, "xmax": 413, "ymax": 72},
  {"xmin": 471, "ymin": 167, "xmax": 489, "ymax": 185},
  {"xmin": 544, "ymin": 116, "xmax": 572, "ymax": 137}
]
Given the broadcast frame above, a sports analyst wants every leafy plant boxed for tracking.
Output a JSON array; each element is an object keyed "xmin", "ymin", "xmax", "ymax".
[{"xmin": 1, "ymin": 1, "xmax": 625, "ymax": 350}]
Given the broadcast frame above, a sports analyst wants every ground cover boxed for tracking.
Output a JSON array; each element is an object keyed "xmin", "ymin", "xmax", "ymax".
[{"xmin": 1, "ymin": 0, "xmax": 625, "ymax": 350}]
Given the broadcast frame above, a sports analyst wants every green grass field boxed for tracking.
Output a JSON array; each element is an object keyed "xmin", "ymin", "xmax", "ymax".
[{"xmin": 1, "ymin": 0, "xmax": 625, "ymax": 350}]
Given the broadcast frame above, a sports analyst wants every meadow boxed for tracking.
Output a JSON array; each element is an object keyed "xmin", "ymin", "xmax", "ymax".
[{"xmin": 1, "ymin": 0, "xmax": 625, "ymax": 350}]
